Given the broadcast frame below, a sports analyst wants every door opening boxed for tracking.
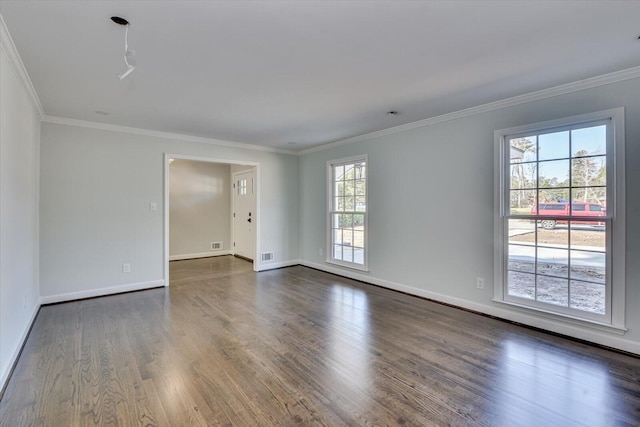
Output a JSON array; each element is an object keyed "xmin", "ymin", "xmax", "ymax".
[
  {"xmin": 164, "ymin": 154, "xmax": 260, "ymax": 285},
  {"xmin": 232, "ymin": 169, "xmax": 256, "ymax": 261}
]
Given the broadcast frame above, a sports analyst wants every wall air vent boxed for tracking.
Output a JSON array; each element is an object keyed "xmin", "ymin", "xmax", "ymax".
[
  {"xmin": 211, "ymin": 242, "xmax": 223, "ymax": 250},
  {"xmin": 261, "ymin": 252, "xmax": 274, "ymax": 262}
]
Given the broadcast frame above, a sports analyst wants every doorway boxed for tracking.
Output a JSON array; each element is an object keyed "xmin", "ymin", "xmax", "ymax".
[
  {"xmin": 232, "ymin": 169, "xmax": 256, "ymax": 261},
  {"xmin": 163, "ymin": 154, "xmax": 260, "ymax": 285}
]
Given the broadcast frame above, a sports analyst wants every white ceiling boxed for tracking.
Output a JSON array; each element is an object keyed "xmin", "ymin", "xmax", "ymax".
[{"xmin": 2, "ymin": 1, "xmax": 640, "ymax": 151}]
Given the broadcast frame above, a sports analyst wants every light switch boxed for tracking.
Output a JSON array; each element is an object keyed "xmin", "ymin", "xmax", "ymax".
[{"xmin": 149, "ymin": 202, "xmax": 158, "ymax": 211}]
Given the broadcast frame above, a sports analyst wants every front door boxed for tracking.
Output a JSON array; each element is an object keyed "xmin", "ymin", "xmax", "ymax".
[{"xmin": 233, "ymin": 169, "xmax": 256, "ymax": 261}]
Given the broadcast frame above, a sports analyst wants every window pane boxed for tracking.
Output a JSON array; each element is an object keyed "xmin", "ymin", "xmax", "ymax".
[
  {"xmin": 509, "ymin": 190, "xmax": 536, "ymax": 214},
  {"xmin": 572, "ymin": 125, "xmax": 606, "ymax": 157},
  {"xmin": 339, "ymin": 214, "xmax": 353, "ymax": 228},
  {"xmin": 538, "ymin": 131, "xmax": 569, "ymax": 161},
  {"xmin": 333, "ymin": 245, "xmax": 343, "ymax": 261},
  {"xmin": 353, "ymin": 214, "xmax": 365, "ymax": 225},
  {"xmin": 345, "ymin": 197, "xmax": 355, "ymax": 211},
  {"xmin": 570, "ymin": 250, "xmax": 605, "ymax": 284},
  {"xmin": 343, "ymin": 229, "xmax": 354, "ymax": 246},
  {"xmin": 537, "ymin": 227, "xmax": 568, "ymax": 247},
  {"xmin": 510, "ymin": 136, "xmax": 537, "ymax": 162},
  {"xmin": 342, "ymin": 246, "xmax": 354, "ymax": 263},
  {"xmin": 355, "ymin": 179, "xmax": 366, "ymax": 195},
  {"xmin": 353, "ymin": 231, "xmax": 364, "ymax": 249},
  {"xmin": 355, "ymin": 196, "xmax": 366, "ymax": 212},
  {"xmin": 572, "ymin": 187, "xmax": 606, "ymax": 206},
  {"xmin": 538, "ymin": 189, "xmax": 569, "ymax": 205},
  {"xmin": 569, "ymin": 225, "xmax": 605, "ymax": 249},
  {"xmin": 508, "ymin": 271, "xmax": 535, "ymax": 300},
  {"xmin": 536, "ymin": 248, "xmax": 568, "ymax": 278},
  {"xmin": 570, "ymin": 281, "xmax": 605, "ymax": 314},
  {"xmin": 510, "ymin": 163, "xmax": 537, "ymax": 189},
  {"xmin": 335, "ymin": 165, "xmax": 344, "ymax": 180},
  {"xmin": 354, "ymin": 248, "xmax": 365, "ymax": 265},
  {"xmin": 539, "ymin": 159, "xmax": 569, "ymax": 188},
  {"xmin": 333, "ymin": 229, "xmax": 343, "ymax": 244},
  {"xmin": 571, "ymin": 155, "xmax": 606, "ymax": 187},
  {"xmin": 537, "ymin": 276, "xmax": 568, "ymax": 307},
  {"xmin": 508, "ymin": 244, "xmax": 536, "ymax": 273}
]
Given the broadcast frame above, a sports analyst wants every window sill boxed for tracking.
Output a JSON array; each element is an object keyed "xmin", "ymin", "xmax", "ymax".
[{"xmin": 492, "ymin": 299, "xmax": 627, "ymax": 336}]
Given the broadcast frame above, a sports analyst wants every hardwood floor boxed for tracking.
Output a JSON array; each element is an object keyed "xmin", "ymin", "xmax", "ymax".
[{"xmin": 1, "ymin": 256, "xmax": 639, "ymax": 426}]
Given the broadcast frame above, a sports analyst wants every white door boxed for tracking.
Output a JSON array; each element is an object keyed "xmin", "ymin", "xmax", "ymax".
[{"xmin": 233, "ymin": 169, "xmax": 256, "ymax": 260}]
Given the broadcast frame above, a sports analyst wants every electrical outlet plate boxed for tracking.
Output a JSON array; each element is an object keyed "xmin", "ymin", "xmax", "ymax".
[
  {"xmin": 476, "ymin": 277, "xmax": 485, "ymax": 289},
  {"xmin": 123, "ymin": 263, "xmax": 131, "ymax": 273}
]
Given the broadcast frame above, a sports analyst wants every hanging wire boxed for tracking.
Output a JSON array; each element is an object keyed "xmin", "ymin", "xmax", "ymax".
[{"xmin": 118, "ymin": 23, "xmax": 135, "ymax": 80}]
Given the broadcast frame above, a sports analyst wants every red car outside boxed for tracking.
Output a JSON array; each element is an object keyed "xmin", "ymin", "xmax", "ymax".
[{"xmin": 530, "ymin": 202, "xmax": 606, "ymax": 229}]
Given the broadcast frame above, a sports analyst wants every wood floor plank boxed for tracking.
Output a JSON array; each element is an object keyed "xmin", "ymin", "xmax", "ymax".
[{"xmin": 2, "ymin": 256, "xmax": 640, "ymax": 426}]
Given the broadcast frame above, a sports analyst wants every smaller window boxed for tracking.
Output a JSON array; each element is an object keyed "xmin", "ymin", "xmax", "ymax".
[{"xmin": 327, "ymin": 155, "xmax": 368, "ymax": 270}]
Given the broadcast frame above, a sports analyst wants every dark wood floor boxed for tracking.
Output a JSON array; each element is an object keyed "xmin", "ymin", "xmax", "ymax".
[{"xmin": 1, "ymin": 256, "xmax": 639, "ymax": 426}]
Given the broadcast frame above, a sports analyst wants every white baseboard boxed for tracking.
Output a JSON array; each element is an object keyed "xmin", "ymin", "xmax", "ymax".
[
  {"xmin": 299, "ymin": 260, "xmax": 640, "ymax": 355},
  {"xmin": 169, "ymin": 251, "xmax": 231, "ymax": 261},
  {"xmin": 1, "ymin": 302, "xmax": 40, "ymax": 393},
  {"xmin": 40, "ymin": 280, "xmax": 165, "ymax": 305},
  {"xmin": 257, "ymin": 259, "xmax": 301, "ymax": 272}
]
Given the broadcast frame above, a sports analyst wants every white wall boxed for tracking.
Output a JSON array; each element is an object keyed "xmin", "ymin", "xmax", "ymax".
[
  {"xmin": 169, "ymin": 159, "xmax": 231, "ymax": 259},
  {"xmin": 299, "ymin": 76, "xmax": 640, "ymax": 354},
  {"xmin": 39, "ymin": 123, "xmax": 299, "ymax": 302},
  {"xmin": 0, "ymin": 39, "xmax": 41, "ymax": 388}
]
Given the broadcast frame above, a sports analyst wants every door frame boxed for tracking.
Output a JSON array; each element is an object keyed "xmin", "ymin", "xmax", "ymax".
[
  {"xmin": 231, "ymin": 168, "xmax": 257, "ymax": 261},
  {"xmin": 163, "ymin": 153, "xmax": 260, "ymax": 285}
]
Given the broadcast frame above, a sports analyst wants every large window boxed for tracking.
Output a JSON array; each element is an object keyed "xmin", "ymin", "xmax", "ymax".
[
  {"xmin": 494, "ymin": 109, "xmax": 625, "ymax": 328},
  {"xmin": 327, "ymin": 155, "xmax": 368, "ymax": 270}
]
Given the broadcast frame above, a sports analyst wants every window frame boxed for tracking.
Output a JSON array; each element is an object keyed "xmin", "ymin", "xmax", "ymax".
[
  {"xmin": 494, "ymin": 108, "xmax": 625, "ymax": 331},
  {"xmin": 326, "ymin": 155, "xmax": 369, "ymax": 271}
]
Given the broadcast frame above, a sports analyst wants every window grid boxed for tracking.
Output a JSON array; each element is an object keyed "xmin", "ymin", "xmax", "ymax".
[
  {"xmin": 328, "ymin": 157, "xmax": 367, "ymax": 269},
  {"xmin": 504, "ymin": 120, "xmax": 610, "ymax": 320}
]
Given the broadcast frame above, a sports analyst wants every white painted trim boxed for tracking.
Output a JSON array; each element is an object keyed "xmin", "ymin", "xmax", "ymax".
[
  {"xmin": 40, "ymin": 280, "xmax": 165, "ymax": 305},
  {"xmin": 169, "ymin": 251, "xmax": 231, "ymax": 261},
  {"xmin": 0, "ymin": 14, "xmax": 44, "ymax": 119},
  {"xmin": 299, "ymin": 260, "xmax": 640, "ymax": 355},
  {"xmin": 0, "ymin": 302, "xmax": 40, "ymax": 392},
  {"xmin": 326, "ymin": 155, "xmax": 369, "ymax": 271},
  {"xmin": 231, "ymin": 167, "xmax": 261, "ymax": 272},
  {"xmin": 256, "ymin": 259, "xmax": 301, "ymax": 272},
  {"xmin": 300, "ymin": 66, "xmax": 640, "ymax": 155},
  {"xmin": 493, "ymin": 108, "xmax": 626, "ymax": 329},
  {"xmin": 42, "ymin": 115, "xmax": 297, "ymax": 155}
]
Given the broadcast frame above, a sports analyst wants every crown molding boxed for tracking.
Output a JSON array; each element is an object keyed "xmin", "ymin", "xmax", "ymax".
[
  {"xmin": 0, "ymin": 14, "xmax": 45, "ymax": 119},
  {"xmin": 299, "ymin": 65, "xmax": 640, "ymax": 155},
  {"xmin": 41, "ymin": 115, "xmax": 298, "ymax": 155}
]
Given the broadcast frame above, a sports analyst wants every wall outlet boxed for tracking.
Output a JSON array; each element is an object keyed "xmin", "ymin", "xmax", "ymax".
[
  {"xmin": 319, "ymin": 248, "xmax": 323, "ymax": 257},
  {"xmin": 476, "ymin": 277, "xmax": 485, "ymax": 289},
  {"xmin": 149, "ymin": 202, "xmax": 158, "ymax": 211},
  {"xmin": 122, "ymin": 263, "xmax": 131, "ymax": 273}
]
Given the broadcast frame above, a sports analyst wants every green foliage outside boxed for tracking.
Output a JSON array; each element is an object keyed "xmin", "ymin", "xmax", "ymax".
[
  {"xmin": 334, "ymin": 162, "xmax": 366, "ymax": 227},
  {"xmin": 509, "ymin": 138, "xmax": 606, "ymax": 211}
]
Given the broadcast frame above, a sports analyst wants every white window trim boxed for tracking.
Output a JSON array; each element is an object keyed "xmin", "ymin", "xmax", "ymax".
[
  {"xmin": 493, "ymin": 108, "xmax": 626, "ymax": 332},
  {"xmin": 326, "ymin": 154, "xmax": 369, "ymax": 272}
]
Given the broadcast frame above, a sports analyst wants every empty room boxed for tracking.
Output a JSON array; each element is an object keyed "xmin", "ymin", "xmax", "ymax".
[{"xmin": 1, "ymin": 1, "xmax": 640, "ymax": 425}]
